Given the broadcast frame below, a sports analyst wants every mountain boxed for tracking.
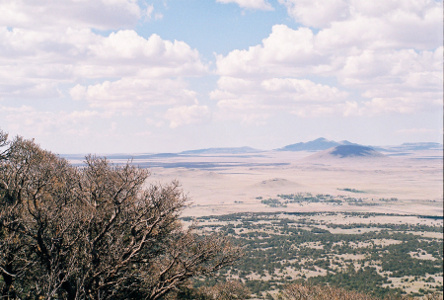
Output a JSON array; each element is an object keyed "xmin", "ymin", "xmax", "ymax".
[
  {"xmin": 180, "ymin": 146, "xmax": 261, "ymax": 155},
  {"xmin": 306, "ymin": 145, "xmax": 385, "ymax": 160},
  {"xmin": 390, "ymin": 142, "xmax": 443, "ymax": 151},
  {"xmin": 277, "ymin": 138, "xmax": 358, "ymax": 151}
]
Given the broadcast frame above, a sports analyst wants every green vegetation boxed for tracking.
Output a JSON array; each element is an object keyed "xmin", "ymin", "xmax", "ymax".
[
  {"xmin": 259, "ymin": 193, "xmax": 399, "ymax": 207},
  {"xmin": 187, "ymin": 212, "xmax": 443, "ymax": 299},
  {"xmin": 279, "ymin": 283, "xmax": 442, "ymax": 300},
  {"xmin": 338, "ymin": 188, "xmax": 367, "ymax": 193},
  {"xmin": 261, "ymin": 198, "xmax": 287, "ymax": 207},
  {"xmin": 2, "ymin": 130, "xmax": 442, "ymax": 300}
]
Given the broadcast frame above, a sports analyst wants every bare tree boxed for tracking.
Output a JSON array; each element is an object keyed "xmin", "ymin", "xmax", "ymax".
[
  {"xmin": 197, "ymin": 280, "xmax": 251, "ymax": 300},
  {"xmin": 168, "ymin": 280, "xmax": 250, "ymax": 300},
  {"xmin": 0, "ymin": 130, "xmax": 8, "ymax": 160},
  {"xmin": 282, "ymin": 283, "xmax": 378, "ymax": 300},
  {"xmin": 0, "ymin": 131, "xmax": 242, "ymax": 299}
]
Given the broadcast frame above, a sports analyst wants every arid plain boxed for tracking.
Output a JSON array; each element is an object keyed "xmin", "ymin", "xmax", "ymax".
[
  {"xmin": 143, "ymin": 147, "xmax": 443, "ymax": 296},
  {"xmin": 138, "ymin": 149, "xmax": 443, "ymax": 218},
  {"xmin": 65, "ymin": 146, "xmax": 443, "ymax": 297}
]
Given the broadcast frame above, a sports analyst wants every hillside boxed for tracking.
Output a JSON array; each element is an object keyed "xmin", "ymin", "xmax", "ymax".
[
  {"xmin": 276, "ymin": 138, "xmax": 358, "ymax": 151},
  {"xmin": 306, "ymin": 145, "xmax": 386, "ymax": 160},
  {"xmin": 180, "ymin": 146, "xmax": 261, "ymax": 155},
  {"xmin": 388, "ymin": 142, "xmax": 443, "ymax": 151}
]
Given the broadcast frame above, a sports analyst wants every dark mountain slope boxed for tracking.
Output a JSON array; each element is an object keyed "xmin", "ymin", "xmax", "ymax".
[
  {"xmin": 277, "ymin": 138, "xmax": 358, "ymax": 151},
  {"xmin": 306, "ymin": 145, "xmax": 386, "ymax": 160}
]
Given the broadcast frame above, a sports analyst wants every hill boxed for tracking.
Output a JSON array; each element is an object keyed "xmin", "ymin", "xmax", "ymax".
[
  {"xmin": 389, "ymin": 142, "xmax": 443, "ymax": 151},
  {"xmin": 180, "ymin": 146, "xmax": 261, "ymax": 155},
  {"xmin": 306, "ymin": 145, "xmax": 386, "ymax": 160},
  {"xmin": 276, "ymin": 138, "xmax": 358, "ymax": 151}
]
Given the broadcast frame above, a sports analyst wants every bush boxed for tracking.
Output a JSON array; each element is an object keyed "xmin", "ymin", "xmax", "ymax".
[{"xmin": 0, "ymin": 130, "xmax": 241, "ymax": 300}]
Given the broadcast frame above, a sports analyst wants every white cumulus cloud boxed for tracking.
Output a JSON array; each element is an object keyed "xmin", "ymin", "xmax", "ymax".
[
  {"xmin": 70, "ymin": 78, "xmax": 198, "ymax": 112},
  {"xmin": 214, "ymin": 0, "xmax": 443, "ymax": 120},
  {"xmin": 165, "ymin": 104, "xmax": 211, "ymax": 128},
  {"xmin": 212, "ymin": 77, "xmax": 348, "ymax": 119},
  {"xmin": 0, "ymin": 0, "xmax": 142, "ymax": 30},
  {"xmin": 0, "ymin": 0, "xmax": 209, "ymax": 131},
  {"xmin": 0, "ymin": 25, "xmax": 207, "ymax": 117},
  {"xmin": 279, "ymin": 0, "xmax": 442, "ymax": 34},
  {"xmin": 279, "ymin": 0, "xmax": 349, "ymax": 28},
  {"xmin": 216, "ymin": 25, "xmax": 326, "ymax": 78},
  {"xmin": 217, "ymin": 0, "xmax": 273, "ymax": 10}
]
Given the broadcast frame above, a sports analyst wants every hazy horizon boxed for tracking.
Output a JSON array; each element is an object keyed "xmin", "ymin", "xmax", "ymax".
[
  {"xmin": 1, "ymin": 0, "xmax": 442, "ymax": 154},
  {"xmin": 57, "ymin": 137, "xmax": 443, "ymax": 156}
]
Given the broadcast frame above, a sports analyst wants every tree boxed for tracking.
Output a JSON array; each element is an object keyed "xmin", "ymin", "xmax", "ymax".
[
  {"xmin": 281, "ymin": 283, "xmax": 377, "ymax": 300},
  {"xmin": 0, "ymin": 131, "xmax": 242, "ymax": 299},
  {"xmin": 197, "ymin": 280, "xmax": 251, "ymax": 300},
  {"xmin": 171, "ymin": 280, "xmax": 250, "ymax": 300}
]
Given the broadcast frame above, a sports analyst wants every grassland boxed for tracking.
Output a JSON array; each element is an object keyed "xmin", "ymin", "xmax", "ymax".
[
  {"xmin": 184, "ymin": 211, "xmax": 443, "ymax": 299},
  {"xmin": 66, "ymin": 147, "xmax": 443, "ymax": 299}
]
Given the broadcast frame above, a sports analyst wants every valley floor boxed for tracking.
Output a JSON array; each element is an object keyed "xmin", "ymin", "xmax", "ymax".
[{"xmin": 68, "ymin": 148, "xmax": 443, "ymax": 298}]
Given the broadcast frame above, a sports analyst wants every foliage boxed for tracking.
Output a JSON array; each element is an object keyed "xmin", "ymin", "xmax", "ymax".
[
  {"xmin": 191, "ymin": 212, "xmax": 443, "ymax": 299},
  {"xmin": 281, "ymin": 283, "xmax": 377, "ymax": 300},
  {"xmin": 338, "ymin": 188, "xmax": 367, "ymax": 194},
  {"xmin": 259, "ymin": 193, "xmax": 399, "ymax": 207},
  {"xmin": 196, "ymin": 280, "xmax": 250, "ymax": 300},
  {"xmin": 280, "ymin": 283, "xmax": 443, "ymax": 300},
  {"xmin": 0, "ymin": 131, "xmax": 241, "ymax": 299}
]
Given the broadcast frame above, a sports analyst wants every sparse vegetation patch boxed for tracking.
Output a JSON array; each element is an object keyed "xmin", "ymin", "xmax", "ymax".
[
  {"xmin": 186, "ymin": 212, "xmax": 443, "ymax": 299},
  {"xmin": 259, "ymin": 193, "xmax": 399, "ymax": 208}
]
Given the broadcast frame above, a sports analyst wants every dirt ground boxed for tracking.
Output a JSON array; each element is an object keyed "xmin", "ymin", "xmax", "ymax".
[{"xmin": 141, "ymin": 150, "xmax": 443, "ymax": 218}]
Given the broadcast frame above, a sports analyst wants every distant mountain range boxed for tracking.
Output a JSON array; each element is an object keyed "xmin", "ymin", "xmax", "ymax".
[
  {"xmin": 277, "ymin": 138, "xmax": 442, "ymax": 152},
  {"xmin": 306, "ymin": 145, "xmax": 385, "ymax": 160},
  {"xmin": 276, "ymin": 138, "xmax": 359, "ymax": 152},
  {"xmin": 61, "ymin": 138, "xmax": 442, "ymax": 158},
  {"xmin": 180, "ymin": 146, "xmax": 261, "ymax": 155},
  {"xmin": 386, "ymin": 142, "xmax": 443, "ymax": 151}
]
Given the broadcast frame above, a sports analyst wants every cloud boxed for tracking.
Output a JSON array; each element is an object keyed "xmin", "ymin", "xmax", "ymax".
[
  {"xmin": 279, "ymin": 0, "xmax": 349, "ymax": 28},
  {"xmin": 396, "ymin": 128, "xmax": 436, "ymax": 134},
  {"xmin": 216, "ymin": 0, "xmax": 442, "ymax": 78},
  {"xmin": 260, "ymin": 78, "xmax": 346, "ymax": 102},
  {"xmin": 211, "ymin": 77, "xmax": 348, "ymax": 119},
  {"xmin": 0, "ymin": 105, "xmax": 103, "ymax": 138},
  {"xmin": 0, "ymin": 80, "xmax": 61, "ymax": 100},
  {"xmin": 86, "ymin": 31, "xmax": 206, "ymax": 77},
  {"xmin": 70, "ymin": 78, "xmax": 198, "ymax": 112},
  {"xmin": 145, "ymin": 5, "xmax": 163, "ymax": 21},
  {"xmin": 363, "ymin": 97, "xmax": 420, "ymax": 114},
  {"xmin": 315, "ymin": 5, "xmax": 442, "ymax": 51},
  {"xmin": 394, "ymin": 127, "xmax": 440, "ymax": 143},
  {"xmin": 214, "ymin": 0, "xmax": 443, "ymax": 120},
  {"xmin": 279, "ymin": 0, "xmax": 442, "ymax": 37},
  {"xmin": 165, "ymin": 104, "xmax": 211, "ymax": 128},
  {"xmin": 0, "ymin": 27, "xmax": 206, "ymax": 80},
  {"xmin": 217, "ymin": 0, "xmax": 273, "ymax": 10},
  {"xmin": 0, "ymin": 0, "xmax": 214, "ymax": 138},
  {"xmin": 1, "ymin": 0, "xmax": 442, "ymax": 150},
  {"xmin": 216, "ymin": 25, "xmax": 324, "ymax": 78},
  {"xmin": 0, "ymin": 0, "xmax": 142, "ymax": 30},
  {"xmin": 341, "ymin": 47, "xmax": 443, "ymax": 114},
  {"xmin": 213, "ymin": 24, "xmax": 350, "ymax": 119},
  {"xmin": 340, "ymin": 48, "xmax": 443, "ymax": 88},
  {"xmin": 0, "ymin": 25, "xmax": 207, "ymax": 113}
]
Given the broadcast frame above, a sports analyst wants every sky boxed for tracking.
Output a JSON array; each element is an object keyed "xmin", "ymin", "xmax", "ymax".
[{"xmin": 0, "ymin": 0, "xmax": 442, "ymax": 154}]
